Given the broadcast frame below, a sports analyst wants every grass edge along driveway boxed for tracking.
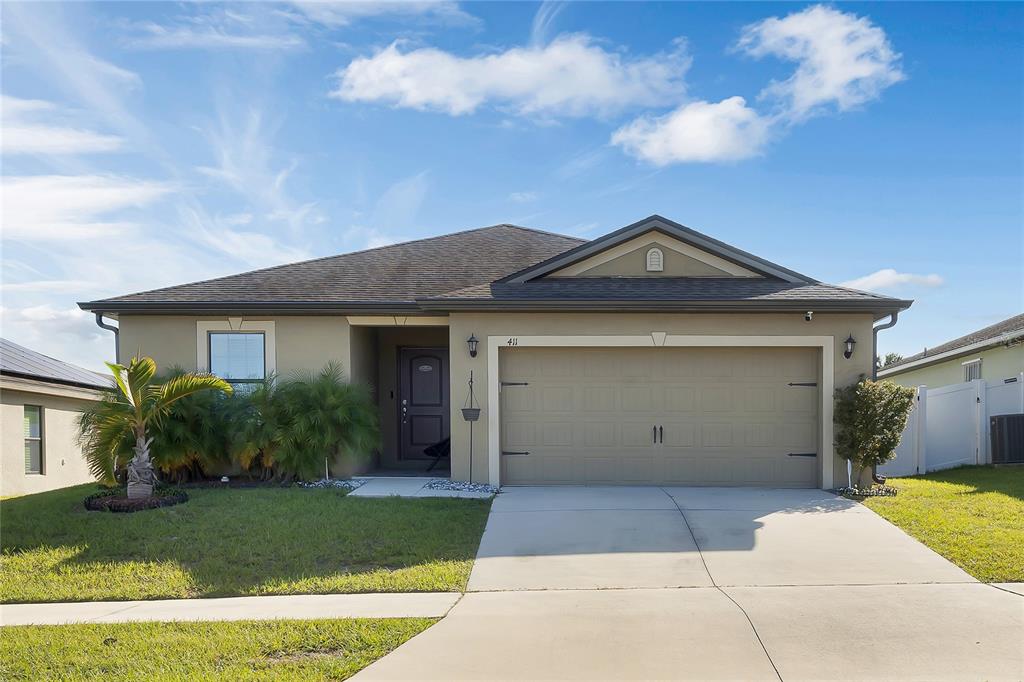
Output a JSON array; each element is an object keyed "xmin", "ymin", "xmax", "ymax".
[
  {"xmin": 0, "ymin": 617, "xmax": 434, "ymax": 680},
  {"xmin": 1, "ymin": 485, "xmax": 491, "ymax": 603},
  {"xmin": 863, "ymin": 466, "xmax": 1023, "ymax": 583}
]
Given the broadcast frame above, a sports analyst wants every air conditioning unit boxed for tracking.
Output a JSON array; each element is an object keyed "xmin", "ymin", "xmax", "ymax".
[{"xmin": 990, "ymin": 414, "xmax": 1024, "ymax": 464}]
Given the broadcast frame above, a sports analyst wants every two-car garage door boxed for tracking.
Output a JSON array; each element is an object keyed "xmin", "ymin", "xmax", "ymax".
[{"xmin": 499, "ymin": 347, "xmax": 820, "ymax": 487}]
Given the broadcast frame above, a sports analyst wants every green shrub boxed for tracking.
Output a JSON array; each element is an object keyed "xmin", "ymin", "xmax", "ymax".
[
  {"xmin": 231, "ymin": 363, "xmax": 380, "ymax": 481},
  {"xmin": 834, "ymin": 377, "xmax": 916, "ymax": 479}
]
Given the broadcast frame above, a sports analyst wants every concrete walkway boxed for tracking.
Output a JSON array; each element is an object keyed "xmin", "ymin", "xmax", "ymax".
[
  {"xmin": 0, "ymin": 592, "xmax": 461, "ymax": 626},
  {"xmin": 356, "ymin": 486, "xmax": 1024, "ymax": 681}
]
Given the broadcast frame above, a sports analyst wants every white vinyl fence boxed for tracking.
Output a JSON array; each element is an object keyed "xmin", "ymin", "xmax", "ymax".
[{"xmin": 880, "ymin": 372, "xmax": 1024, "ymax": 477}]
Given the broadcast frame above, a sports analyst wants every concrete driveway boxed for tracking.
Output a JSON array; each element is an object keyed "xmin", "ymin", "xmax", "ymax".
[{"xmin": 356, "ymin": 486, "xmax": 1024, "ymax": 681}]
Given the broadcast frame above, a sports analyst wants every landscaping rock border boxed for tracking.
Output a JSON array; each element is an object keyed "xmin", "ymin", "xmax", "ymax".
[
  {"xmin": 426, "ymin": 479, "xmax": 499, "ymax": 494},
  {"xmin": 298, "ymin": 478, "xmax": 369, "ymax": 491},
  {"xmin": 84, "ymin": 487, "xmax": 189, "ymax": 513},
  {"xmin": 834, "ymin": 485, "xmax": 898, "ymax": 498}
]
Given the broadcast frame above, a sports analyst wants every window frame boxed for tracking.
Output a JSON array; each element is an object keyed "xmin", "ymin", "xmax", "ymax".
[
  {"xmin": 23, "ymin": 404, "xmax": 44, "ymax": 475},
  {"xmin": 962, "ymin": 358, "xmax": 982, "ymax": 382},
  {"xmin": 207, "ymin": 331, "xmax": 267, "ymax": 390},
  {"xmin": 196, "ymin": 320, "xmax": 276, "ymax": 384}
]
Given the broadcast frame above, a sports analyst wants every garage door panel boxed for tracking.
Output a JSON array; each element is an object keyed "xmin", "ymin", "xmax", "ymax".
[
  {"xmin": 501, "ymin": 347, "xmax": 820, "ymax": 487},
  {"xmin": 582, "ymin": 422, "xmax": 616, "ymax": 447}
]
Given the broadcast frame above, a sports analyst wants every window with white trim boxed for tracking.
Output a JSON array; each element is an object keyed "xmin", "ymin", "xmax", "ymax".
[
  {"xmin": 209, "ymin": 332, "xmax": 266, "ymax": 392},
  {"xmin": 963, "ymin": 358, "xmax": 982, "ymax": 382},
  {"xmin": 24, "ymin": 405, "xmax": 43, "ymax": 474},
  {"xmin": 645, "ymin": 247, "xmax": 664, "ymax": 272}
]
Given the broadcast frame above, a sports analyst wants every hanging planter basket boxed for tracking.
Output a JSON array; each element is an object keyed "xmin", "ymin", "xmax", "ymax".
[{"xmin": 462, "ymin": 407, "xmax": 481, "ymax": 421}]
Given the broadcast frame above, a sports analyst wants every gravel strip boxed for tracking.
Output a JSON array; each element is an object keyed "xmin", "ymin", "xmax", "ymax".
[
  {"xmin": 298, "ymin": 478, "xmax": 369, "ymax": 491},
  {"xmin": 425, "ymin": 479, "xmax": 499, "ymax": 494}
]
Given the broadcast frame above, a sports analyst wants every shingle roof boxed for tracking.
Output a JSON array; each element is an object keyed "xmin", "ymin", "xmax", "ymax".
[
  {"xmin": 419, "ymin": 278, "xmax": 908, "ymax": 310},
  {"xmin": 82, "ymin": 225, "xmax": 584, "ymax": 308},
  {"xmin": 78, "ymin": 219, "xmax": 909, "ymax": 314},
  {"xmin": 0, "ymin": 338, "xmax": 111, "ymax": 390},
  {"xmin": 884, "ymin": 313, "xmax": 1024, "ymax": 369}
]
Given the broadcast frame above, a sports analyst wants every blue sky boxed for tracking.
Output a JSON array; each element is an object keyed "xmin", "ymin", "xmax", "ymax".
[{"xmin": 2, "ymin": 1, "xmax": 1021, "ymax": 371}]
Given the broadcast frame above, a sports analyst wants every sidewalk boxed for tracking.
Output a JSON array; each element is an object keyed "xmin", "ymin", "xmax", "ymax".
[{"xmin": 0, "ymin": 592, "xmax": 461, "ymax": 626}]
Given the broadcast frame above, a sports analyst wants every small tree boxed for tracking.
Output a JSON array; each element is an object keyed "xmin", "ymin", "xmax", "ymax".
[
  {"xmin": 78, "ymin": 357, "xmax": 232, "ymax": 497},
  {"xmin": 834, "ymin": 377, "xmax": 916, "ymax": 484},
  {"xmin": 876, "ymin": 352, "xmax": 904, "ymax": 370}
]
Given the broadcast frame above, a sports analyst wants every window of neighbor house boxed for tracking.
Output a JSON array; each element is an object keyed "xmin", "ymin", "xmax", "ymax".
[
  {"xmin": 24, "ymin": 405, "xmax": 43, "ymax": 474},
  {"xmin": 963, "ymin": 358, "xmax": 982, "ymax": 382},
  {"xmin": 209, "ymin": 332, "xmax": 266, "ymax": 392}
]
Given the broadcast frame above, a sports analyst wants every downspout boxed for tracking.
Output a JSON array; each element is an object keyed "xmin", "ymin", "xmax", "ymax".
[
  {"xmin": 872, "ymin": 312, "xmax": 899, "ymax": 380},
  {"xmin": 93, "ymin": 313, "xmax": 120, "ymax": 363},
  {"xmin": 869, "ymin": 311, "xmax": 900, "ymax": 485}
]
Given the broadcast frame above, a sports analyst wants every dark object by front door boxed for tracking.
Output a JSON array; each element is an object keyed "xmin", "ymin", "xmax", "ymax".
[{"xmin": 399, "ymin": 347, "xmax": 450, "ymax": 460}]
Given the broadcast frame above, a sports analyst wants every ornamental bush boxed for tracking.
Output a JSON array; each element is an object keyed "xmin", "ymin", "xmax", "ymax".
[
  {"xmin": 834, "ymin": 377, "xmax": 916, "ymax": 480},
  {"xmin": 230, "ymin": 363, "xmax": 380, "ymax": 481}
]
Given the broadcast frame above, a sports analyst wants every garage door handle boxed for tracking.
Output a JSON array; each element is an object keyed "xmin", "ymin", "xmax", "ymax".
[
  {"xmin": 787, "ymin": 452, "xmax": 817, "ymax": 457},
  {"xmin": 659, "ymin": 426, "xmax": 664, "ymax": 443},
  {"xmin": 653, "ymin": 426, "xmax": 657, "ymax": 443},
  {"xmin": 502, "ymin": 451, "xmax": 530, "ymax": 456}
]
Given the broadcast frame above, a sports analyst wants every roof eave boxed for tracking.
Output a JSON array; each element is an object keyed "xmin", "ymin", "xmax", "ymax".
[
  {"xmin": 417, "ymin": 298, "xmax": 912, "ymax": 314},
  {"xmin": 498, "ymin": 215, "xmax": 817, "ymax": 285},
  {"xmin": 78, "ymin": 300, "xmax": 429, "ymax": 315}
]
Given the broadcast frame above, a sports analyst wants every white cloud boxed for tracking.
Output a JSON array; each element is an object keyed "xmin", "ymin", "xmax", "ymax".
[
  {"xmin": 531, "ymin": 1, "xmax": 567, "ymax": 45},
  {"xmin": 2, "ymin": 95, "xmax": 123, "ymax": 155},
  {"xmin": 0, "ymin": 304, "xmax": 112, "ymax": 371},
  {"xmin": 125, "ymin": 21, "xmax": 306, "ymax": 51},
  {"xmin": 1, "ymin": 175, "xmax": 174, "ymax": 240},
  {"xmin": 737, "ymin": 4, "xmax": 904, "ymax": 120},
  {"xmin": 509, "ymin": 191, "xmax": 539, "ymax": 203},
  {"xmin": 286, "ymin": 1, "xmax": 478, "ymax": 29},
  {"xmin": 611, "ymin": 96, "xmax": 770, "ymax": 165},
  {"xmin": 841, "ymin": 269, "xmax": 944, "ymax": 292},
  {"xmin": 613, "ymin": 5, "xmax": 903, "ymax": 165},
  {"xmin": 331, "ymin": 34, "xmax": 689, "ymax": 117}
]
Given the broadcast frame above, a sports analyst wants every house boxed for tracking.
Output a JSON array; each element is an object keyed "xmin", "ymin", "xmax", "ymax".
[
  {"xmin": 0, "ymin": 339, "xmax": 111, "ymax": 497},
  {"xmin": 79, "ymin": 215, "xmax": 911, "ymax": 489},
  {"xmin": 878, "ymin": 314, "xmax": 1024, "ymax": 388}
]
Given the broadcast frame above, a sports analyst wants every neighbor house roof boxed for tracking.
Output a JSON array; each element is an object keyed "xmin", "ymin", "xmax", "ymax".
[
  {"xmin": 79, "ymin": 216, "xmax": 911, "ymax": 316},
  {"xmin": 879, "ymin": 313, "xmax": 1024, "ymax": 376},
  {"xmin": 0, "ymin": 338, "xmax": 111, "ymax": 390}
]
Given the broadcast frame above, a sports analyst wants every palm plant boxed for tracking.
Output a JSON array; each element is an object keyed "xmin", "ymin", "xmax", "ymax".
[
  {"xmin": 231, "ymin": 363, "xmax": 379, "ymax": 481},
  {"xmin": 78, "ymin": 356, "xmax": 232, "ymax": 497}
]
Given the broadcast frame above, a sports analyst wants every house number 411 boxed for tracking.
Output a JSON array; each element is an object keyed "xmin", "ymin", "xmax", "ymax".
[{"xmin": 506, "ymin": 337, "xmax": 519, "ymax": 346}]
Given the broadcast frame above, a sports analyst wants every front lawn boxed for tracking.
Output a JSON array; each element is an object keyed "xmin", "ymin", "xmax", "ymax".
[
  {"xmin": 0, "ymin": 617, "xmax": 433, "ymax": 680},
  {"xmin": 0, "ymin": 485, "xmax": 490, "ymax": 603},
  {"xmin": 864, "ymin": 466, "xmax": 1024, "ymax": 583}
]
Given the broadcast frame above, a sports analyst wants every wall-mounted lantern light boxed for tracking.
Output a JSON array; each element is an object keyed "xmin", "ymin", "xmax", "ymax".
[
  {"xmin": 844, "ymin": 334, "xmax": 856, "ymax": 359},
  {"xmin": 467, "ymin": 334, "xmax": 479, "ymax": 358}
]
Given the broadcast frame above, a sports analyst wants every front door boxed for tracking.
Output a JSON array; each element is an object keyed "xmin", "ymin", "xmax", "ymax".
[{"xmin": 399, "ymin": 347, "xmax": 450, "ymax": 460}]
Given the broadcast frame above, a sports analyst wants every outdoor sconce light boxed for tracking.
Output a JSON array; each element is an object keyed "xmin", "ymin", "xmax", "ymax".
[
  {"xmin": 844, "ymin": 334, "xmax": 856, "ymax": 359},
  {"xmin": 467, "ymin": 334, "xmax": 479, "ymax": 358}
]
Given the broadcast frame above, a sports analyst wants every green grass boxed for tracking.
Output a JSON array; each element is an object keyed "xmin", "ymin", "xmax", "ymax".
[
  {"xmin": 0, "ymin": 618, "xmax": 433, "ymax": 680},
  {"xmin": 1, "ymin": 485, "xmax": 490, "ymax": 603},
  {"xmin": 864, "ymin": 466, "xmax": 1024, "ymax": 583}
]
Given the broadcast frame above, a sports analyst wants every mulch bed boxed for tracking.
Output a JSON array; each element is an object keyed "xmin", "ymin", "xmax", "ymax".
[{"xmin": 83, "ymin": 488, "xmax": 189, "ymax": 513}]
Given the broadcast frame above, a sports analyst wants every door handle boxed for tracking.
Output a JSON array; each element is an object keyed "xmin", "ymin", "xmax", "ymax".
[
  {"xmin": 659, "ymin": 426, "xmax": 664, "ymax": 444},
  {"xmin": 653, "ymin": 426, "xmax": 657, "ymax": 444}
]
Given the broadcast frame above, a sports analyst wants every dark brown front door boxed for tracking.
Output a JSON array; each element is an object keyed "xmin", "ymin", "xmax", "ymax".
[{"xmin": 398, "ymin": 347, "xmax": 450, "ymax": 460}]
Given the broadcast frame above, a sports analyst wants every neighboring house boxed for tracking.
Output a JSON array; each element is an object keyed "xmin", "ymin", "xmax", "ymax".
[
  {"xmin": 0, "ymin": 339, "xmax": 111, "ymax": 497},
  {"xmin": 79, "ymin": 215, "xmax": 911, "ymax": 490},
  {"xmin": 878, "ymin": 314, "xmax": 1024, "ymax": 388}
]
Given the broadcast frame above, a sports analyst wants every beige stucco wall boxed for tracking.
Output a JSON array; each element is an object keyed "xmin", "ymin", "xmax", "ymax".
[
  {"xmin": 883, "ymin": 343, "xmax": 1024, "ymax": 389},
  {"xmin": 117, "ymin": 315, "xmax": 354, "ymax": 378},
  {"xmin": 569, "ymin": 242, "xmax": 734, "ymax": 277},
  {"xmin": 1, "ymin": 382, "xmax": 100, "ymax": 497},
  {"xmin": 447, "ymin": 312, "xmax": 876, "ymax": 488}
]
